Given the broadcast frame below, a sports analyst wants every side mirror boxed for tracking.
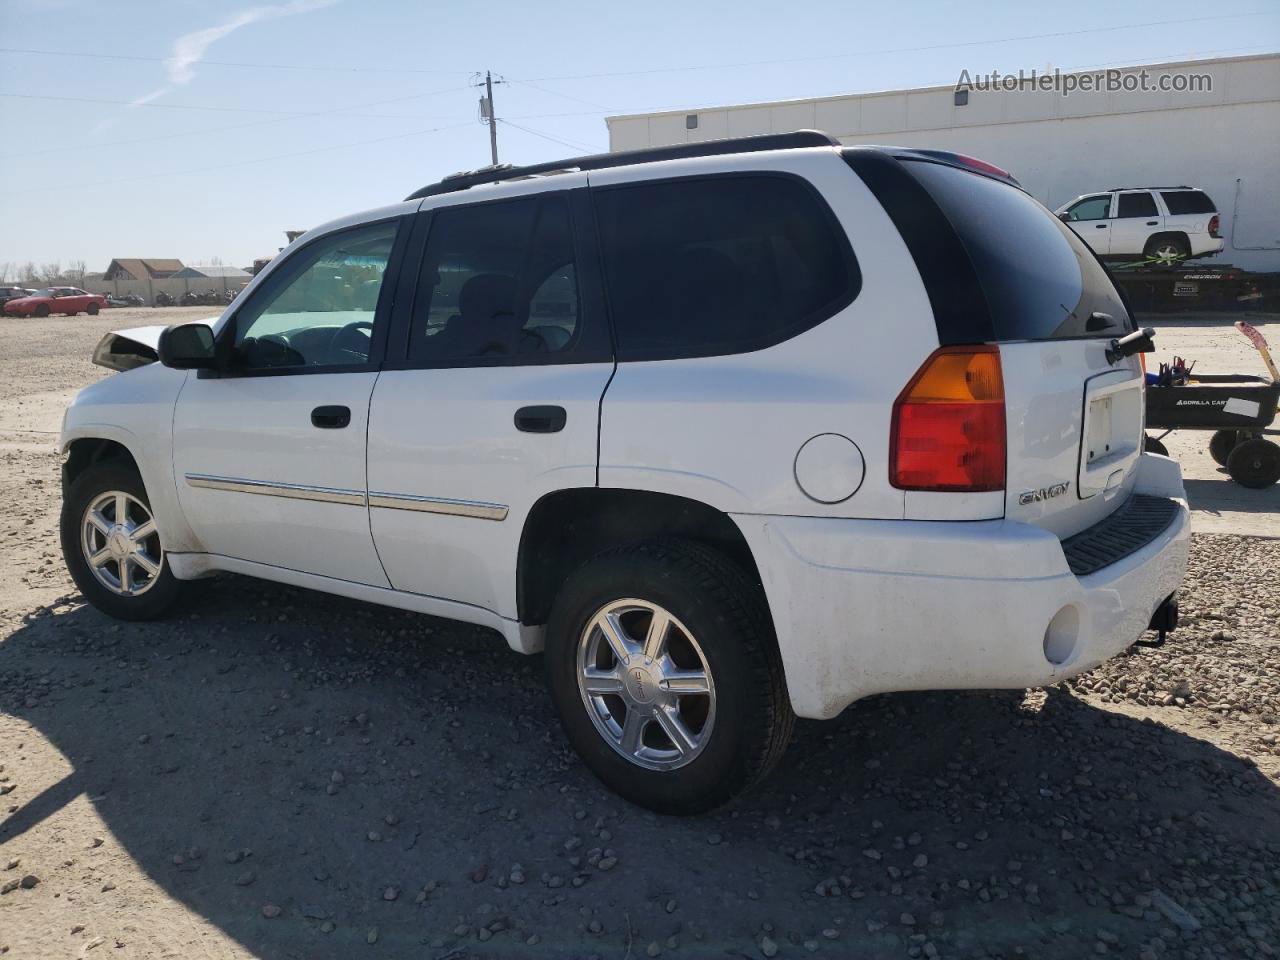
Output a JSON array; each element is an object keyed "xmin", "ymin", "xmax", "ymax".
[
  {"xmin": 158, "ymin": 323, "xmax": 217, "ymax": 370},
  {"xmin": 1057, "ymin": 212, "xmax": 1072, "ymax": 222}
]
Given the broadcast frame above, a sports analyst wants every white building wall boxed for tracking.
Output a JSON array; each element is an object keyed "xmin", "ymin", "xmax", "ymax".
[{"xmin": 607, "ymin": 54, "xmax": 1280, "ymax": 271}]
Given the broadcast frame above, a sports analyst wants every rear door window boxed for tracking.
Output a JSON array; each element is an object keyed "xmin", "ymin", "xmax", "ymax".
[
  {"xmin": 592, "ymin": 175, "xmax": 859, "ymax": 361},
  {"xmin": 903, "ymin": 161, "xmax": 1131, "ymax": 340},
  {"xmin": 408, "ymin": 193, "xmax": 593, "ymax": 365},
  {"xmin": 1160, "ymin": 190, "xmax": 1216, "ymax": 215},
  {"xmin": 1116, "ymin": 192, "xmax": 1158, "ymax": 218}
]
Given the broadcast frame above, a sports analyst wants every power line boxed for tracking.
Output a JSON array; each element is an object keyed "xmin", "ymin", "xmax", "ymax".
[
  {"xmin": 0, "ymin": 85, "xmax": 473, "ymax": 160},
  {"xmin": 51, "ymin": 120, "xmax": 475, "ymax": 191},
  {"xmin": 521, "ymin": 12, "xmax": 1276, "ymax": 81},
  {"xmin": 497, "ymin": 119, "xmax": 597, "ymax": 153},
  {"xmin": 0, "ymin": 46, "xmax": 471, "ymax": 76}
]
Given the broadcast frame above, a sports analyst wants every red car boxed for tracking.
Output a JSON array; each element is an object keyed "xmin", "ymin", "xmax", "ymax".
[{"xmin": 4, "ymin": 286, "xmax": 108, "ymax": 317}]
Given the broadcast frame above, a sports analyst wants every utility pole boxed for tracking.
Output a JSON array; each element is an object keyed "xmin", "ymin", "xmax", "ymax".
[
  {"xmin": 475, "ymin": 71, "xmax": 503, "ymax": 166},
  {"xmin": 485, "ymin": 71, "xmax": 499, "ymax": 166}
]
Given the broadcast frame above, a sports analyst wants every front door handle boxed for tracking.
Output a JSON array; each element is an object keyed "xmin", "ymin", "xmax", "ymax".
[
  {"xmin": 514, "ymin": 405, "xmax": 566, "ymax": 433},
  {"xmin": 1095, "ymin": 224, "xmax": 1108, "ymax": 229},
  {"xmin": 1146, "ymin": 220, "xmax": 1159, "ymax": 226},
  {"xmin": 311, "ymin": 405, "xmax": 351, "ymax": 429}
]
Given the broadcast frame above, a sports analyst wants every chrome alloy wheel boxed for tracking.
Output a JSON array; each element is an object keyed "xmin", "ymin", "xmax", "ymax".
[
  {"xmin": 576, "ymin": 599, "xmax": 716, "ymax": 771},
  {"xmin": 80, "ymin": 490, "xmax": 163, "ymax": 597}
]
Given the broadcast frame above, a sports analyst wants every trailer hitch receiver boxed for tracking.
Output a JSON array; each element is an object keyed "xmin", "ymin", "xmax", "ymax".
[{"xmin": 1135, "ymin": 593, "xmax": 1178, "ymax": 648}]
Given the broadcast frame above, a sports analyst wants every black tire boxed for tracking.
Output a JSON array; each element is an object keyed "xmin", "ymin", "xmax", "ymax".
[
  {"xmin": 1209, "ymin": 429, "xmax": 1239, "ymax": 466},
  {"xmin": 1144, "ymin": 234, "xmax": 1190, "ymax": 263},
  {"xmin": 1226, "ymin": 438, "xmax": 1280, "ymax": 489},
  {"xmin": 35, "ymin": 304, "xmax": 49, "ymax": 318},
  {"xmin": 1144, "ymin": 434, "xmax": 1169, "ymax": 456},
  {"xmin": 60, "ymin": 460, "xmax": 185, "ymax": 620},
  {"xmin": 87, "ymin": 303, "xmax": 100, "ymax": 315},
  {"xmin": 545, "ymin": 539, "xmax": 794, "ymax": 815}
]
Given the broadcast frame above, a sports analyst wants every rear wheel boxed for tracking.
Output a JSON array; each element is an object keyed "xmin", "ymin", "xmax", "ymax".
[
  {"xmin": 1226, "ymin": 438, "xmax": 1280, "ymax": 489},
  {"xmin": 60, "ymin": 461, "xmax": 184, "ymax": 619},
  {"xmin": 545, "ymin": 540, "xmax": 793, "ymax": 814},
  {"xmin": 1209, "ymin": 429, "xmax": 1239, "ymax": 466},
  {"xmin": 1144, "ymin": 434, "xmax": 1169, "ymax": 456},
  {"xmin": 1144, "ymin": 234, "xmax": 1190, "ymax": 263}
]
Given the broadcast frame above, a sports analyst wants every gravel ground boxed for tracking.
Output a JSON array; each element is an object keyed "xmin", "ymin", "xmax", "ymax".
[{"xmin": 1, "ymin": 312, "xmax": 1278, "ymax": 960}]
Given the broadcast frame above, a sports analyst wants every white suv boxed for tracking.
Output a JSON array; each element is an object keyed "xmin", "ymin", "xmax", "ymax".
[
  {"xmin": 60, "ymin": 132, "xmax": 1189, "ymax": 813},
  {"xmin": 1054, "ymin": 187, "xmax": 1224, "ymax": 262}
]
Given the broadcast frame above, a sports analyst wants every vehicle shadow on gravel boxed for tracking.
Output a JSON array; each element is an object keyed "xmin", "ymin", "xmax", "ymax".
[{"xmin": 2, "ymin": 577, "xmax": 1277, "ymax": 960}]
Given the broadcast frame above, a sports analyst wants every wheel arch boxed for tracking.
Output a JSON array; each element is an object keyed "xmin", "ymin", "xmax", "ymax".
[
  {"xmin": 61, "ymin": 426, "xmax": 202, "ymax": 555},
  {"xmin": 1145, "ymin": 231, "xmax": 1190, "ymax": 255},
  {"xmin": 516, "ymin": 488, "xmax": 770, "ymax": 630}
]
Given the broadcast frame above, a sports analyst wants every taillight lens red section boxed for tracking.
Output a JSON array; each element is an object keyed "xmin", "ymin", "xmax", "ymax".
[
  {"xmin": 890, "ymin": 346, "xmax": 1006, "ymax": 492},
  {"xmin": 1208, "ymin": 215, "xmax": 1221, "ymax": 238}
]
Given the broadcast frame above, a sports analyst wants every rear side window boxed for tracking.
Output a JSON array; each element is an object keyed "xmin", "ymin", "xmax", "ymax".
[
  {"xmin": 903, "ymin": 161, "xmax": 1130, "ymax": 340},
  {"xmin": 592, "ymin": 175, "xmax": 858, "ymax": 361},
  {"xmin": 1116, "ymin": 192, "xmax": 1158, "ymax": 218},
  {"xmin": 1161, "ymin": 190, "xmax": 1216, "ymax": 215}
]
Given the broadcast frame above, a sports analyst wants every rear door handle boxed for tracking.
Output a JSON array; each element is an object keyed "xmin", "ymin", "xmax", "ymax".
[
  {"xmin": 311, "ymin": 405, "xmax": 351, "ymax": 429},
  {"xmin": 514, "ymin": 405, "xmax": 566, "ymax": 433}
]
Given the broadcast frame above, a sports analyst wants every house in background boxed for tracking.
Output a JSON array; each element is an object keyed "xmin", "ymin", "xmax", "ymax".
[
  {"xmin": 103, "ymin": 258, "xmax": 185, "ymax": 282},
  {"xmin": 94, "ymin": 258, "xmax": 246, "ymax": 302}
]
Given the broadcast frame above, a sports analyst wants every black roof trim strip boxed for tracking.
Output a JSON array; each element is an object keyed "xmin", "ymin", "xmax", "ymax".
[{"xmin": 404, "ymin": 130, "xmax": 840, "ymax": 201}]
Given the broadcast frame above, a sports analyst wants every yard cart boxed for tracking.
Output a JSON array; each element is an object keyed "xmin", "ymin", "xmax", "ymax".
[{"xmin": 1143, "ymin": 321, "xmax": 1280, "ymax": 488}]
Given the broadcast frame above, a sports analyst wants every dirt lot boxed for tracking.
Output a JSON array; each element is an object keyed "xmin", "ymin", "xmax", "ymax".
[{"xmin": 1, "ymin": 309, "xmax": 1278, "ymax": 960}]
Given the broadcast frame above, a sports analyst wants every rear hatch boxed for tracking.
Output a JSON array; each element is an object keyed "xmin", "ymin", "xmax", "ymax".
[{"xmin": 850, "ymin": 150, "xmax": 1144, "ymax": 538}]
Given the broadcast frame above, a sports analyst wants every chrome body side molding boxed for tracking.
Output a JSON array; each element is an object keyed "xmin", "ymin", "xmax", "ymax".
[
  {"xmin": 183, "ymin": 474, "xmax": 508, "ymax": 521},
  {"xmin": 184, "ymin": 474, "xmax": 366, "ymax": 507},
  {"xmin": 368, "ymin": 491, "xmax": 508, "ymax": 521}
]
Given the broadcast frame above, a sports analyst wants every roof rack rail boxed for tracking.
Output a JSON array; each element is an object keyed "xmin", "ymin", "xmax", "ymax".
[
  {"xmin": 1106, "ymin": 185, "xmax": 1193, "ymax": 191},
  {"xmin": 404, "ymin": 130, "xmax": 840, "ymax": 201}
]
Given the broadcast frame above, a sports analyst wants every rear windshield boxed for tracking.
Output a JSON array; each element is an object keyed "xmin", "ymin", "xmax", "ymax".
[
  {"xmin": 903, "ymin": 160, "xmax": 1131, "ymax": 340},
  {"xmin": 1161, "ymin": 190, "xmax": 1216, "ymax": 215}
]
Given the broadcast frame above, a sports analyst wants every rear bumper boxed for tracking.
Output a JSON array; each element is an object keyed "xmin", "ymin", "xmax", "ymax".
[{"xmin": 734, "ymin": 454, "xmax": 1190, "ymax": 719}]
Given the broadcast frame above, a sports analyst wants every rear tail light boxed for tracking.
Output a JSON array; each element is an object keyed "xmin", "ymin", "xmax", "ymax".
[
  {"xmin": 1208, "ymin": 215, "xmax": 1220, "ymax": 238},
  {"xmin": 890, "ymin": 346, "xmax": 1006, "ymax": 492}
]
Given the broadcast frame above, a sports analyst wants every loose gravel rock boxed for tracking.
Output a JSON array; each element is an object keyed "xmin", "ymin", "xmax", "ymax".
[{"xmin": 0, "ymin": 313, "xmax": 1277, "ymax": 959}]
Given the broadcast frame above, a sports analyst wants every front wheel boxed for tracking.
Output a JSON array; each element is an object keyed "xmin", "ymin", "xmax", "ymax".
[
  {"xmin": 545, "ymin": 540, "xmax": 793, "ymax": 814},
  {"xmin": 35, "ymin": 304, "xmax": 49, "ymax": 318},
  {"xmin": 87, "ymin": 303, "xmax": 100, "ymax": 315},
  {"xmin": 60, "ymin": 461, "xmax": 185, "ymax": 619}
]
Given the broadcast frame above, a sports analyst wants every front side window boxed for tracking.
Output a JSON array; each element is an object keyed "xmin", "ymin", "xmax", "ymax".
[
  {"xmin": 408, "ymin": 193, "xmax": 580, "ymax": 364},
  {"xmin": 1066, "ymin": 196, "xmax": 1111, "ymax": 221},
  {"xmin": 593, "ymin": 175, "xmax": 857, "ymax": 361},
  {"xmin": 232, "ymin": 220, "xmax": 398, "ymax": 370},
  {"xmin": 1116, "ymin": 192, "xmax": 1157, "ymax": 218}
]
